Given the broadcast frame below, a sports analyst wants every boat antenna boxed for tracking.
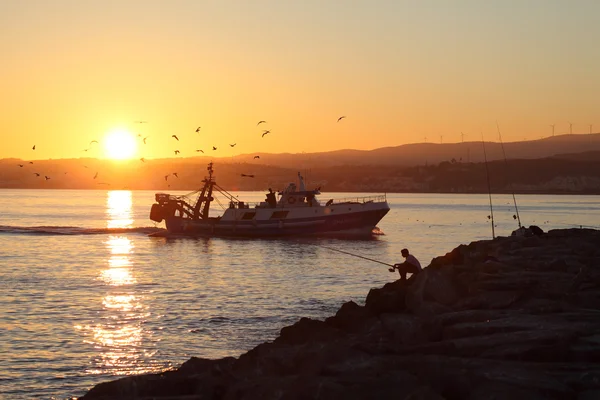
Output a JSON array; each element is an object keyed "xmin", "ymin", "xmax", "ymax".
[
  {"xmin": 496, "ymin": 122, "xmax": 522, "ymax": 229},
  {"xmin": 481, "ymin": 134, "xmax": 495, "ymax": 239}
]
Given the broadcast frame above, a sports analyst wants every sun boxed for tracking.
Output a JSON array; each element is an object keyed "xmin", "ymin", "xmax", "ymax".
[{"xmin": 104, "ymin": 129, "xmax": 137, "ymax": 160}]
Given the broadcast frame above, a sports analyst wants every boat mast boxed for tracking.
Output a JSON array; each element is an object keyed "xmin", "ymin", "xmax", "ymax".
[{"xmin": 193, "ymin": 163, "xmax": 215, "ymax": 219}]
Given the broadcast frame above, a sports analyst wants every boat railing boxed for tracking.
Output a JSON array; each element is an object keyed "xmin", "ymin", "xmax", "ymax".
[
  {"xmin": 328, "ymin": 194, "xmax": 387, "ymax": 205},
  {"xmin": 226, "ymin": 194, "xmax": 387, "ymax": 209}
]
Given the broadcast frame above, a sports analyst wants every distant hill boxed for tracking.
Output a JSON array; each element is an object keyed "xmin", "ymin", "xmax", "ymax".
[
  {"xmin": 1, "ymin": 134, "xmax": 600, "ymax": 193},
  {"xmin": 225, "ymin": 133, "xmax": 600, "ymax": 168}
]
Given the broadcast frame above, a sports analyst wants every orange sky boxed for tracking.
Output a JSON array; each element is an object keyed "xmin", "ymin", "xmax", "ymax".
[{"xmin": 1, "ymin": 1, "xmax": 599, "ymax": 161}]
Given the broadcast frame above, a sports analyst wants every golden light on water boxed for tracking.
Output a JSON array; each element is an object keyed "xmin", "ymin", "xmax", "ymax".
[
  {"xmin": 100, "ymin": 236, "xmax": 136, "ymax": 286},
  {"xmin": 106, "ymin": 190, "xmax": 133, "ymax": 229},
  {"xmin": 78, "ymin": 191, "xmax": 158, "ymax": 376}
]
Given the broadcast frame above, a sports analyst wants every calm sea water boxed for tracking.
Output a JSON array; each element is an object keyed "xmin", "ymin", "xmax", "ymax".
[{"xmin": 0, "ymin": 189, "xmax": 599, "ymax": 399}]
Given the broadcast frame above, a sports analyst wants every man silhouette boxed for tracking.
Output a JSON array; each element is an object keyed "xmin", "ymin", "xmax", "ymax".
[{"xmin": 390, "ymin": 248, "xmax": 422, "ymax": 281}]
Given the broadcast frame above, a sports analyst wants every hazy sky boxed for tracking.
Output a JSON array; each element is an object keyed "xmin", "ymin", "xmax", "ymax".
[{"xmin": 1, "ymin": 0, "xmax": 599, "ymax": 160}]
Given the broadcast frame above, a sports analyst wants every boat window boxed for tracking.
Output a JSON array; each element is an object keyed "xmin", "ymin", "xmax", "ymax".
[
  {"xmin": 241, "ymin": 212, "xmax": 256, "ymax": 220},
  {"xmin": 270, "ymin": 211, "xmax": 289, "ymax": 219}
]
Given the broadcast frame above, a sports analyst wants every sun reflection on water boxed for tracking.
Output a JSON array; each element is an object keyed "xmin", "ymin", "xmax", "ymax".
[
  {"xmin": 106, "ymin": 190, "xmax": 133, "ymax": 229},
  {"xmin": 76, "ymin": 191, "xmax": 163, "ymax": 376}
]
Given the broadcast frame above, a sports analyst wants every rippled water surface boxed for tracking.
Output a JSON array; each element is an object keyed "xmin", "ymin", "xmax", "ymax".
[{"xmin": 0, "ymin": 189, "xmax": 599, "ymax": 399}]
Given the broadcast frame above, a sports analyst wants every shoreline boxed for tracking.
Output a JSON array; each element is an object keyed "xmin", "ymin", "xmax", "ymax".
[
  {"xmin": 81, "ymin": 228, "xmax": 600, "ymax": 399},
  {"xmin": 2, "ymin": 187, "xmax": 600, "ymax": 196}
]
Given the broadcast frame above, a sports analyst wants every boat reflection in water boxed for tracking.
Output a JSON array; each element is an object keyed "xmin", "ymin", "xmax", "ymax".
[{"xmin": 78, "ymin": 191, "xmax": 161, "ymax": 376}]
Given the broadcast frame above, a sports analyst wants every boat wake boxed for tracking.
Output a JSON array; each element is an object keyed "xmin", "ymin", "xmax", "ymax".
[{"xmin": 0, "ymin": 225, "xmax": 165, "ymax": 236}]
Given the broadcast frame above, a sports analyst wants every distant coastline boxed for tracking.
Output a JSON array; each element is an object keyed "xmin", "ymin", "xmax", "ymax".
[{"xmin": 2, "ymin": 134, "xmax": 600, "ymax": 194}]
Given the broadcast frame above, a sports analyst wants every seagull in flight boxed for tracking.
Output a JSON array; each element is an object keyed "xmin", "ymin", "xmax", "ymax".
[
  {"xmin": 164, "ymin": 174, "xmax": 170, "ymax": 181},
  {"xmin": 262, "ymin": 130, "xmax": 270, "ymax": 137},
  {"xmin": 93, "ymin": 172, "xmax": 98, "ymax": 179},
  {"xmin": 195, "ymin": 126, "xmax": 201, "ymax": 133},
  {"xmin": 143, "ymin": 136, "xmax": 149, "ymax": 144},
  {"xmin": 32, "ymin": 145, "xmax": 36, "ymax": 150},
  {"xmin": 172, "ymin": 172, "xmax": 179, "ymax": 178},
  {"xmin": 257, "ymin": 120, "xmax": 266, "ymax": 126},
  {"xmin": 33, "ymin": 172, "xmax": 40, "ymax": 177},
  {"xmin": 196, "ymin": 149, "xmax": 204, "ymax": 153},
  {"xmin": 90, "ymin": 140, "xmax": 98, "ymax": 145},
  {"xmin": 140, "ymin": 157, "xmax": 146, "ymax": 162},
  {"xmin": 230, "ymin": 143, "xmax": 236, "ymax": 147},
  {"xmin": 134, "ymin": 121, "xmax": 148, "ymax": 124},
  {"xmin": 171, "ymin": 135, "xmax": 179, "ymax": 141},
  {"xmin": 212, "ymin": 146, "xmax": 217, "ymax": 151},
  {"xmin": 44, "ymin": 176, "xmax": 51, "ymax": 180},
  {"xmin": 174, "ymin": 150, "xmax": 180, "ymax": 155},
  {"xmin": 253, "ymin": 155, "xmax": 260, "ymax": 159},
  {"xmin": 29, "ymin": 161, "xmax": 33, "ymax": 164},
  {"xmin": 337, "ymin": 116, "xmax": 346, "ymax": 122},
  {"xmin": 17, "ymin": 164, "xmax": 24, "ymax": 167},
  {"xmin": 241, "ymin": 174, "xmax": 255, "ymax": 178}
]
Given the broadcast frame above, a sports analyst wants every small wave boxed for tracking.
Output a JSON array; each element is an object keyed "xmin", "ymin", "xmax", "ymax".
[{"xmin": 0, "ymin": 225, "xmax": 165, "ymax": 236}]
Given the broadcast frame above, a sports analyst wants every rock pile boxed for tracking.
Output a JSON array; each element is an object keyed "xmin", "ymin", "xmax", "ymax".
[{"xmin": 82, "ymin": 228, "xmax": 600, "ymax": 399}]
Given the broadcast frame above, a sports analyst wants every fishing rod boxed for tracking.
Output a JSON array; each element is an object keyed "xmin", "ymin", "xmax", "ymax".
[
  {"xmin": 481, "ymin": 134, "xmax": 495, "ymax": 239},
  {"xmin": 496, "ymin": 122, "xmax": 522, "ymax": 229},
  {"xmin": 311, "ymin": 243, "xmax": 395, "ymax": 268}
]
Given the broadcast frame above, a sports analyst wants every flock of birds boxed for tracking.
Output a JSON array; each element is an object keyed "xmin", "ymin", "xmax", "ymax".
[
  {"xmin": 19, "ymin": 116, "xmax": 348, "ymax": 187},
  {"xmin": 18, "ymin": 141, "xmax": 104, "ymax": 183},
  {"xmin": 145, "ymin": 117, "xmax": 346, "ymax": 185}
]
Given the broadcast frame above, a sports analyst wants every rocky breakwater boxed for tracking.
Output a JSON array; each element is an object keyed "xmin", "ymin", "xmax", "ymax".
[{"xmin": 82, "ymin": 228, "xmax": 600, "ymax": 400}]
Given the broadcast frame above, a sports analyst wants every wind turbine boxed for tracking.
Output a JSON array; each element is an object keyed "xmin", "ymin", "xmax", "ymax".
[
  {"xmin": 569, "ymin": 122, "xmax": 573, "ymax": 135},
  {"xmin": 461, "ymin": 132, "xmax": 467, "ymax": 143},
  {"xmin": 550, "ymin": 124, "xmax": 555, "ymax": 137},
  {"xmin": 590, "ymin": 124, "xmax": 593, "ymax": 134},
  {"xmin": 440, "ymin": 135, "xmax": 443, "ymax": 144}
]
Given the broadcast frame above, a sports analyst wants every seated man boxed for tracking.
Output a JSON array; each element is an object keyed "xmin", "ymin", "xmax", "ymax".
[{"xmin": 390, "ymin": 248, "xmax": 422, "ymax": 281}]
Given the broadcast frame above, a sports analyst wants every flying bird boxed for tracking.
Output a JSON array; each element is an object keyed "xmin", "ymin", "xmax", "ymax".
[
  {"xmin": 212, "ymin": 146, "xmax": 217, "ymax": 151},
  {"xmin": 262, "ymin": 130, "xmax": 270, "ymax": 137},
  {"xmin": 164, "ymin": 174, "xmax": 170, "ymax": 181},
  {"xmin": 253, "ymin": 155, "xmax": 260, "ymax": 159},
  {"xmin": 230, "ymin": 143, "xmax": 236, "ymax": 147},
  {"xmin": 44, "ymin": 176, "xmax": 50, "ymax": 180},
  {"xmin": 337, "ymin": 116, "xmax": 346, "ymax": 122},
  {"xmin": 134, "ymin": 121, "xmax": 148, "ymax": 124},
  {"xmin": 17, "ymin": 164, "xmax": 24, "ymax": 167},
  {"xmin": 33, "ymin": 173, "xmax": 40, "ymax": 177},
  {"xmin": 32, "ymin": 145, "xmax": 36, "ymax": 150},
  {"xmin": 172, "ymin": 135, "xmax": 179, "ymax": 141},
  {"xmin": 174, "ymin": 150, "xmax": 180, "ymax": 155},
  {"xmin": 143, "ymin": 136, "xmax": 149, "ymax": 144},
  {"xmin": 257, "ymin": 120, "xmax": 266, "ymax": 126},
  {"xmin": 172, "ymin": 172, "xmax": 179, "ymax": 178},
  {"xmin": 241, "ymin": 174, "xmax": 255, "ymax": 178},
  {"xmin": 82, "ymin": 148, "xmax": 89, "ymax": 152},
  {"xmin": 29, "ymin": 161, "xmax": 33, "ymax": 164},
  {"xmin": 195, "ymin": 126, "xmax": 201, "ymax": 133},
  {"xmin": 140, "ymin": 157, "xmax": 146, "ymax": 162},
  {"xmin": 93, "ymin": 172, "xmax": 98, "ymax": 179},
  {"xmin": 196, "ymin": 149, "xmax": 204, "ymax": 153},
  {"xmin": 90, "ymin": 140, "xmax": 98, "ymax": 145}
]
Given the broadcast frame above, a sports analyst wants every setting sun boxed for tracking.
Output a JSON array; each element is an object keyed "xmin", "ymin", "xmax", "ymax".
[{"xmin": 103, "ymin": 129, "xmax": 137, "ymax": 160}]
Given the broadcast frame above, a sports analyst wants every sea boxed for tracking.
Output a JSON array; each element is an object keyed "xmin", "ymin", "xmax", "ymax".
[{"xmin": 1, "ymin": 189, "xmax": 599, "ymax": 399}]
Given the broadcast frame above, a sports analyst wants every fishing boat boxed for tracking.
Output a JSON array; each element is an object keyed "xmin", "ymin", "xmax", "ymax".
[{"xmin": 149, "ymin": 163, "xmax": 390, "ymax": 238}]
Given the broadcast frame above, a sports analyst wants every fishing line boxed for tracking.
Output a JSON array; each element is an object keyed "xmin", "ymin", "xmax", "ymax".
[
  {"xmin": 481, "ymin": 134, "xmax": 496, "ymax": 239},
  {"xmin": 496, "ymin": 122, "xmax": 522, "ymax": 229},
  {"xmin": 310, "ymin": 243, "xmax": 394, "ymax": 267}
]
